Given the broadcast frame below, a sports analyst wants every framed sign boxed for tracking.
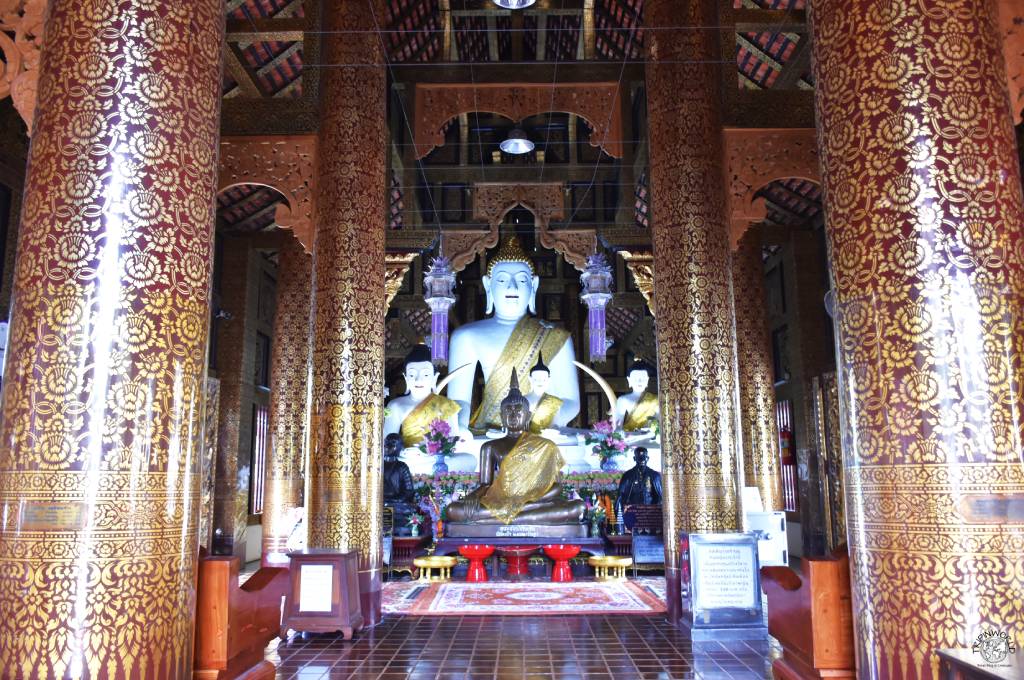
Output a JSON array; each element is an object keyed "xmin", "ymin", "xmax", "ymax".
[
  {"xmin": 685, "ymin": 533, "xmax": 764, "ymax": 629},
  {"xmin": 282, "ymin": 549, "xmax": 364, "ymax": 640}
]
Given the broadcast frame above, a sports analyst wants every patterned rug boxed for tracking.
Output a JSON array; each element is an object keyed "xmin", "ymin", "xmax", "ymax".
[{"xmin": 402, "ymin": 581, "xmax": 667, "ymax": 616}]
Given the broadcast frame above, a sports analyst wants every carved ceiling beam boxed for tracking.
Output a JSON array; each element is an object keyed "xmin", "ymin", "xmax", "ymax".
[
  {"xmin": 218, "ymin": 135, "xmax": 317, "ymax": 253},
  {"xmin": 225, "ymin": 17, "xmax": 307, "ymax": 42},
  {"xmin": 224, "ymin": 43, "xmax": 263, "ymax": 98},
  {"xmin": 619, "ymin": 250, "xmax": 655, "ymax": 317},
  {"xmin": 723, "ymin": 127, "xmax": 820, "ymax": 246},
  {"xmin": 413, "ymin": 82, "xmax": 623, "ymax": 159}
]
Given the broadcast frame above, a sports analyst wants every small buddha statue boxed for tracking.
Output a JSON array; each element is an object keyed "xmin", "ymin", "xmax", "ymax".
[
  {"xmin": 526, "ymin": 354, "xmax": 564, "ymax": 434},
  {"xmin": 445, "ymin": 371, "xmax": 586, "ymax": 526},
  {"xmin": 616, "ymin": 360, "xmax": 660, "ymax": 432},
  {"xmin": 382, "ymin": 433, "xmax": 419, "ymax": 533},
  {"xmin": 616, "ymin": 447, "xmax": 663, "ymax": 506},
  {"xmin": 383, "ymin": 344, "xmax": 461, "ymax": 448}
]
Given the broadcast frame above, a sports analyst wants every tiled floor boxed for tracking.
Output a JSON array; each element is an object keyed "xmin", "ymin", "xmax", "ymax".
[{"xmin": 265, "ymin": 615, "xmax": 775, "ymax": 680}]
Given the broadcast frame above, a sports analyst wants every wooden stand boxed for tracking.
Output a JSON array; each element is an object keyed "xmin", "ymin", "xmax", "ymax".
[
  {"xmin": 281, "ymin": 549, "xmax": 364, "ymax": 640},
  {"xmin": 193, "ymin": 555, "xmax": 289, "ymax": 680},
  {"xmin": 761, "ymin": 545, "xmax": 855, "ymax": 679}
]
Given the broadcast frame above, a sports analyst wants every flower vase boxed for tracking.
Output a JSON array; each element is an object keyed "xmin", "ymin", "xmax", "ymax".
[
  {"xmin": 433, "ymin": 455, "xmax": 449, "ymax": 475},
  {"xmin": 600, "ymin": 458, "xmax": 619, "ymax": 473},
  {"xmin": 590, "ymin": 518, "xmax": 601, "ymax": 537},
  {"xmin": 410, "ymin": 524, "xmax": 420, "ymax": 538}
]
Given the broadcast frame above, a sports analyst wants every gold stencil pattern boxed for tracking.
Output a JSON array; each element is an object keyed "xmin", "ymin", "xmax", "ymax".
[
  {"xmin": 262, "ymin": 238, "xmax": 312, "ymax": 561},
  {"xmin": 811, "ymin": 0, "xmax": 1024, "ymax": 676},
  {"xmin": 0, "ymin": 0, "xmax": 223, "ymax": 676},
  {"xmin": 733, "ymin": 229, "xmax": 783, "ymax": 511},
  {"xmin": 646, "ymin": 0, "xmax": 742, "ymax": 561},
  {"xmin": 308, "ymin": 0, "xmax": 386, "ymax": 608}
]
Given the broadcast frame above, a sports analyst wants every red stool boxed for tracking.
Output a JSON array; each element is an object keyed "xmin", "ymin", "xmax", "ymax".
[
  {"xmin": 543, "ymin": 544, "xmax": 581, "ymax": 583},
  {"xmin": 498, "ymin": 545, "xmax": 537, "ymax": 579},
  {"xmin": 458, "ymin": 544, "xmax": 495, "ymax": 582}
]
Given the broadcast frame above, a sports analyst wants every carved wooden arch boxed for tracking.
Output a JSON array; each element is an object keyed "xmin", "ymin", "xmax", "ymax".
[
  {"xmin": 723, "ymin": 127, "xmax": 821, "ymax": 245},
  {"xmin": 440, "ymin": 182, "xmax": 596, "ymax": 272},
  {"xmin": 413, "ymin": 82, "xmax": 623, "ymax": 159},
  {"xmin": 218, "ymin": 135, "xmax": 317, "ymax": 252}
]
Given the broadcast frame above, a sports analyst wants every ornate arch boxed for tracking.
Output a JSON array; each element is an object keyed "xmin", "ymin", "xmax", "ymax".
[
  {"xmin": 440, "ymin": 182, "xmax": 596, "ymax": 271},
  {"xmin": 218, "ymin": 135, "xmax": 317, "ymax": 252},
  {"xmin": 723, "ymin": 127, "xmax": 820, "ymax": 244},
  {"xmin": 413, "ymin": 82, "xmax": 623, "ymax": 159}
]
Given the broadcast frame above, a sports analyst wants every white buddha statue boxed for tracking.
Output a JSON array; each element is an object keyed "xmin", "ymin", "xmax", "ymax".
[
  {"xmin": 615, "ymin": 360, "xmax": 660, "ymax": 432},
  {"xmin": 526, "ymin": 354, "xmax": 564, "ymax": 433},
  {"xmin": 383, "ymin": 344, "xmax": 461, "ymax": 447},
  {"xmin": 448, "ymin": 236, "xmax": 580, "ymax": 432}
]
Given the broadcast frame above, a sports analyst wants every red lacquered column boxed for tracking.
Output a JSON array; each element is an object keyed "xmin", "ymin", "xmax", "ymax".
[
  {"xmin": 646, "ymin": 0, "xmax": 743, "ymax": 622},
  {"xmin": 0, "ymin": 0, "xmax": 223, "ymax": 676},
  {"xmin": 308, "ymin": 0, "xmax": 387, "ymax": 626},
  {"xmin": 810, "ymin": 0, "xmax": 1024, "ymax": 675},
  {"xmin": 262, "ymin": 237, "xmax": 313, "ymax": 566}
]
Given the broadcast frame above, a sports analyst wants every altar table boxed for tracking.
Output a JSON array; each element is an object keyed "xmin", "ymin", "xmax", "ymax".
[{"xmin": 434, "ymin": 537, "xmax": 606, "ymax": 581}]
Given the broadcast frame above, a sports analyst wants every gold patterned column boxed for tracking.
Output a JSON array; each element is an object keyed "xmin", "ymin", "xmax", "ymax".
[
  {"xmin": 309, "ymin": 0, "xmax": 387, "ymax": 625},
  {"xmin": 646, "ymin": 0, "xmax": 742, "ymax": 621},
  {"xmin": 733, "ymin": 228, "xmax": 783, "ymax": 511},
  {"xmin": 262, "ymin": 237, "xmax": 312, "ymax": 566},
  {"xmin": 0, "ymin": 0, "xmax": 223, "ymax": 676},
  {"xmin": 212, "ymin": 240, "xmax": 252, "ymax": 557},
  {"xmin": 811, "ymin": 0, "xmax": 1024, "ymax": 675}
]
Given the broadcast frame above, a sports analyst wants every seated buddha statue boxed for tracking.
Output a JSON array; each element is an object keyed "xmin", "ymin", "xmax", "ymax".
[
  {"xmin": 382, "ymin": 433, "xmax": 419, "ymax": 533},
  {"xmin": 383, "ymin": 344, "xmax": 461, "ymax": 447},
  {"xmin": 615, "ymin": 360, "xmax": 660, "ymax": 432},
  {"xmin": 447, "ymin": 236, "xmax": 580, "ymax": 432},
  {"xmin": 445, "ymin": 372, "xmax": 586, "ymax": 525},
  {"xmin": 526, "ymin": 354, "xmax": 563, "ymax": 434}
]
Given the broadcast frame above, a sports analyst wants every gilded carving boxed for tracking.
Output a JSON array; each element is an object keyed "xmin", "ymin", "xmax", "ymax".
[
  {"xmin": 414, "ymin": 82, "xmax": 624, "ymax": 158},
  {"xmin": 811, "ymin": 0, "xmax": 1024, "ymax": 674},
  {"xmin": 262, "ymin": 238, "xmax": 312, "ymax": 563},
  {"xmin": 385, "ymin": 252, "xmax": 418, "ymax": 307},
  {"xmin": 0, "ymin": 0, "xmax": 43, "ymax": 133},
  {"xmin": 722, "ymin": 127, "xmax": 820, "ymax": 244},
  {"xmin": 733, "ymin": 229, "xmax": 783, "ymax": 511},
  {"xmin": 218, "ymin": 135, "xmax": 317, "ymax": 253},
  {"xmin": 308, "ymin": 0, "xmax": 385, "ymax": 620},
  {"xmin": 619, "ymin": 249, "xmax": 655, "ymax": 316},
  {"xmin": 647, "ymin": 0, "xmax": 742, "ymax": 557},
  {"xmin": 0, "ymin": 0, "xmax": 223, "ymax": 675}
]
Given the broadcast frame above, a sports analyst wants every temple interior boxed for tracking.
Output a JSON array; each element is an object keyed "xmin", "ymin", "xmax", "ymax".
[{"xmin": 0, "ymin": 0, "xmax": 1022, "ymax": 679}]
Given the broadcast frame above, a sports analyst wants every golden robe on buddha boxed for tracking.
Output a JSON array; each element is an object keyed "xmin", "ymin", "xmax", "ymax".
[
  {"xmin": 528, "ymin": 394, "xmax": 564, "ymax": 434},
  {"xmin": 470, "ymin": 317, "xmax": 570, "ymax": 431},
  {"xmin": 622, "ymin": 392, "xmax": 659, "ymax": 431},
  {"xmin": 481, "ymin": 433, "xmax": 566, "ymax": 524},
  {"xmin": 400, "ymin": 393, "xmax": 461, "ymax": 447}
]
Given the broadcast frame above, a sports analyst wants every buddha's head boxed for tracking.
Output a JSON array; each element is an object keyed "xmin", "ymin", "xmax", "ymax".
[
  {"xmin": 500, "ymin": 370, "xmax": 531, "ymax": 433},
  {"xmin": 384, "ymin": 433, "xmax": 403, "ymax": 462},
  {"xmin": 529, "ymin": 354, "xmax": 550, "ymax": 397},
  {"xmin": 403, "ymin": 344, "xmax": 438, "ymax": 400},
  {"xmin": 483, "ymin": 237, "xmax": 539, "ymax": 321},
  {"xmin": 627, "ymin": 360, "xmax": 654, "ymax": 395}
]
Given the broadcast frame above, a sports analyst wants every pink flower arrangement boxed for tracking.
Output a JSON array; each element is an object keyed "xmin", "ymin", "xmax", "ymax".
[
  {"xmin": 417, "ymin": 418, "xmax": 460, "ymax": 460},
  {"xmin": 585, "ymin": 420, "xmax": 629, "ymax": 467}
]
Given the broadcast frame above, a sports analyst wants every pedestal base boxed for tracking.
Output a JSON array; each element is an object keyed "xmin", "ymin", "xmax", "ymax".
[
  {"xmin": 445, "ymin": 523, "xmax": 589, "ymax": 538},
  {"xmin": 680, "ymin": 619, "xmax": 768, "ymax": 641}
]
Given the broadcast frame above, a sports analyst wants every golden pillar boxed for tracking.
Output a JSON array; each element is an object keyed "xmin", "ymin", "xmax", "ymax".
[
  {"xmin": 309, "ymin": 0, "xmax": 387, "ymax": 625},
  {"xmin": 646, "ymin": 0, "xmax": 742, "ymax": 620},
  {"xmin": 212, "ymin": 239, "xmax": 251, "ymax": 556},
  {"xmin": 0, "ymin": 0, "xmax": 223, "ymax": 676},
  {"xmin": 811, "ymin": 0, "xmax": 1024, "ymax": 675},
  {"xmin": 262, "ymin": 238, "xmax": 312, "ymax": 566},
  {"xmin": 733, "ymin": 228, "xmax": 783, "ymax": 511}
]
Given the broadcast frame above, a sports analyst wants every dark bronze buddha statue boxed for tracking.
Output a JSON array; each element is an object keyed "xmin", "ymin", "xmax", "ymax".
[
  {"xmin": 445, "ymin": 372, "xmax": 585, "ymax": 525},
  {"xmin": 382, "ymin": 433, "xmax": 419, "ymax": 533}
]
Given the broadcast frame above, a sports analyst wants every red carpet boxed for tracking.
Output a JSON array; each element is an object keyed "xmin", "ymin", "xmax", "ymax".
[{"xmin": 405, "ymin": 581, "xmax": 667, "ymax": 616}]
